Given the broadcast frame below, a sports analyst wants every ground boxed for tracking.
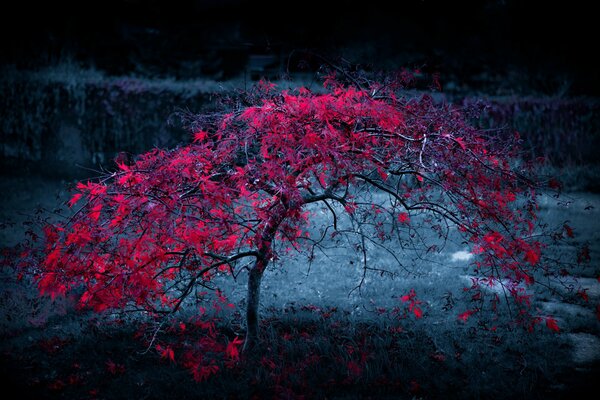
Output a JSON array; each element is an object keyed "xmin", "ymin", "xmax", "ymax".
[{"xmin": 1, "ymin": 171, "xmax": 599, "ymax": 399}]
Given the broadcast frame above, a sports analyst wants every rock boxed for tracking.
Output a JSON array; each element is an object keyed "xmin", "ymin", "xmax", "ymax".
[
  {"xmin": 550, "ymin": 277, "xmax": 600, "ymax": 300},
  {"xmin": 567, "ymin": 333, "xmax": 600, "ymax": 364},
  {"xmin": 450, "ymin": 250, "xmax": 473, "ymax": 262},
  {"xmin": 541, "ymin": 301, "xmax": 595, "ymax": 320}
]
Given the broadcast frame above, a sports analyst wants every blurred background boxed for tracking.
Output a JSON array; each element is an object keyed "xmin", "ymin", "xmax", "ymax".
[
  {"xmin": 2, "ymin": 0, "xmax": 597, "ymax": 89},
  {"xmin": 1, "ymin": 0, "xmax": 598, "ymax": 178}
]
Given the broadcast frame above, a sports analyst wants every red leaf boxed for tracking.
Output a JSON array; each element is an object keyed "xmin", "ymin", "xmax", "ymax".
[
  {"xmin": 225, "ymin": 336, "xmax": 243, "ymax": 361},
  {"xmin": 545, "ymin": 317, "xmax": 560, "ymax": 332},
  {"xmin": 455, "ymin": 137, "xmax": 466, "ymax": 150},
  {"xmin": 400, "ymin": 289, "xmax": 415, "ymax": 303},
  {"xmin": 413, "ymin": 307, "xmax": 423, "ymax": 319},
  {"xmin": 303, "ymin": 132, "xmax": 320, "ymax": 146},
  {"xmin": 68, "ymin": 193, "xmax": 83, "ymax": 208},
  {"xmin": 257, "ymin": 79, "xmax": 276, "ymax": 92},
  {"xmin": 318, "ymin": 172, "xmax": 327, "ymax": 187},
  {"xmin": 344, "ymin": 202, "xmax": 357, "ymax": 214},
  {"xmin": 38, "ymin": 273, "xmax": 66, "ymax": 300},
  {"xmin": 504, "ymin": 191, "xmax": 516, "ymax": 203},
  {"xmin": 525, "ymin": 248, "xmax": 540, "ymax": 265},
  {"xmin": 89, "ymin": 203, "xmax": 102, "ymax": 222},
  {"xmin": 157, "ymin": 344, "xmax": 175, "ymax": 362},
  {"xmin": 117, "ymin": 162, "xmax": 130, "ymax": 172},
  {"xmin": 398, "ymin": 212, "xmax": 410, "ymax": 224},
  {"xmin": 458, "ymin": 310, "xmax": 476, "ymax": 322},
  {"xmin": 193, "ymin": 130, "xmax": 208, "ymax": 143},
  {"xmin": 564, "ymin": 224, "xmax": 574, "ymax": 238},
  {"xmin": 377, "ymin": 167, "xmax": 388, "ymax": 181},
  {"xmin": 215, "ymin": 234, "xmax": 239, "ymax": 252},
  {"xmin": 260, "ymin": 144, "xmax": 269, "ymax": 160}
]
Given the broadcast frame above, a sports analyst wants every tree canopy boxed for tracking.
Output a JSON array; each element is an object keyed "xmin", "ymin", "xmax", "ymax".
[{"xmin": 12, "ymin": 74, "xmax": 570, "ymax": 378}]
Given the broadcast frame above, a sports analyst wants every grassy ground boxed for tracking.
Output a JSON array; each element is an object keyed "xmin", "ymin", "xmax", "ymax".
[{"xmin": 1, "ymin": 173, "xmax": 599, "ymax": 399}]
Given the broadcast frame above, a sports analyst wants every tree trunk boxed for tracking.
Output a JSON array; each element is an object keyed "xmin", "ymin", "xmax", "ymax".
[
  {"xmin": 243, "ymin": 261, "xmax": 265, "ymax": 352},
  {"xmin": 242, "ymin": 212, "xmax": 284, "ymax": 353}
]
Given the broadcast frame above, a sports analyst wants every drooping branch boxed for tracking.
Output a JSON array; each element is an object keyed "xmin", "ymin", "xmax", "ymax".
[{"xmin": 13, "ymin": 73, "xmax": 565, "ymax": 370}]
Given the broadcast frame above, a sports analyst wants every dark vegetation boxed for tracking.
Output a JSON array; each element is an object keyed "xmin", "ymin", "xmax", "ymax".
[
  {"xmin": 2, "ymin": 69, "xmax": 598, "ymax": 185},
  {"xmin": 0, "ymin": 302, "xmax": 592, "ymax": 399}
]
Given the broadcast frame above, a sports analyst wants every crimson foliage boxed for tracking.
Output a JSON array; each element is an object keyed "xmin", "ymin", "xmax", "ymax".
[{"xmin": 12, "ymin": 75, "xmax": 568, "ymax": 379}]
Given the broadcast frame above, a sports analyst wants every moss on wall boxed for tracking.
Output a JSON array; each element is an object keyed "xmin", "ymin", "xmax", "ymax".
[{"xmin": 1, "ymin": 69, "xmax": 225, "ymax": 176}]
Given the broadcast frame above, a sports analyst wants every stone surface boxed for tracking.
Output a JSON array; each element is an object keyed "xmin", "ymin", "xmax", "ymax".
[
  {"xmin": 450, "ymin": 250, "xmax": 473, "ymax": 262},
  {"xmin": 541, "ymin": 301, "xmax": 595, "ymax": 320},
  {"xmin": 567, "ymin": 333, "xmax": 600, "ymax": 364}
]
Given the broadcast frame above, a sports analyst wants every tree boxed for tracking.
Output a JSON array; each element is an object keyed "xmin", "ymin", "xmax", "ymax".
[{"xmin": 14, "ymin": 72, "xmax": 562, "ymax": 368}]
